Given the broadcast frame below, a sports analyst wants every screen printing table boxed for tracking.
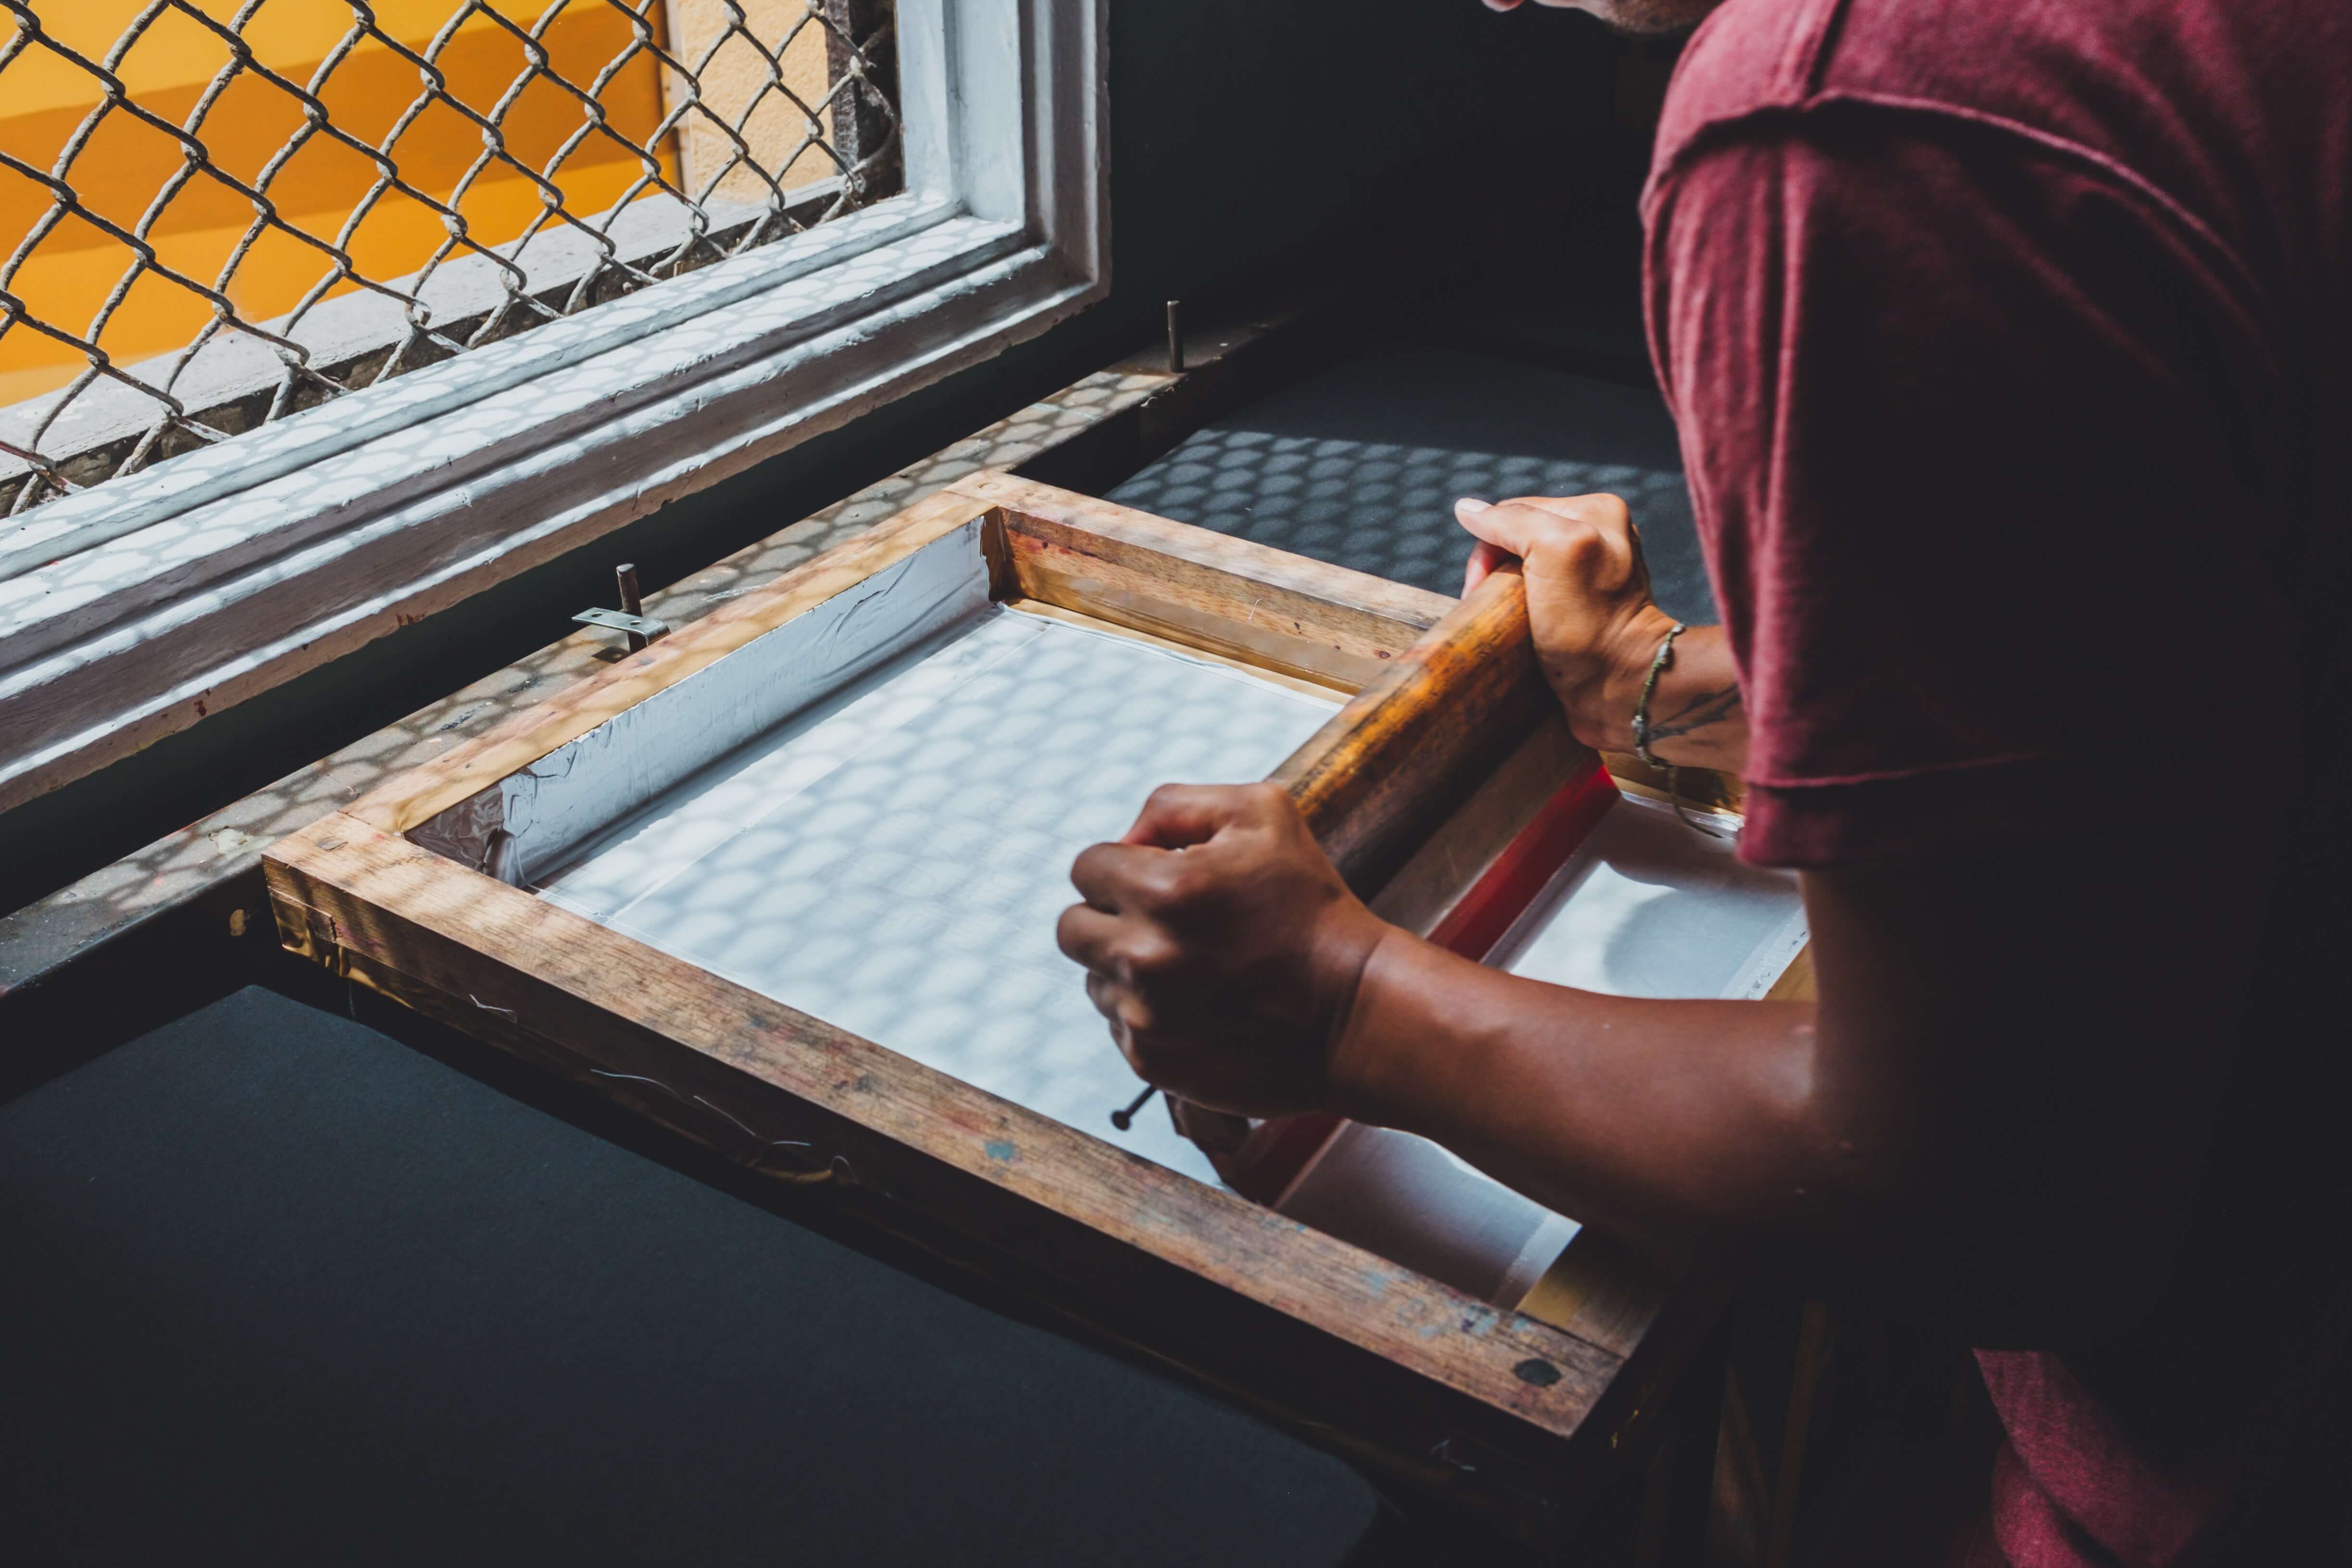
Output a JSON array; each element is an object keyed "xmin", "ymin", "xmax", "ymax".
[
  {"xmin": 263, "ymin": 473, "xmax": 1810, "ymax": 1552},
  {"xmin": 6, "ymin": 305, "xmax": 1798, "ymax": 1564}
]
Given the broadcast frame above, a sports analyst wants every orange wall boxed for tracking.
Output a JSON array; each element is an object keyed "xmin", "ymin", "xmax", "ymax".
[{"xmin": 0, "ymin": 0, "xmax": 677, "ymax": 407}]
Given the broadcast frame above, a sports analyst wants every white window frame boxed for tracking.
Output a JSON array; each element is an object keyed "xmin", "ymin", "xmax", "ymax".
[{"xmin": 0, "ymin": 0, "xmax": 1107, "ymax": 815}]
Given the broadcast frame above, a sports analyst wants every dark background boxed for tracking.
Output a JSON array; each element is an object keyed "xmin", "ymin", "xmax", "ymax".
[{"xmin": 1, "ymin": 985, "xmax": 1390, "ymax": 1566}]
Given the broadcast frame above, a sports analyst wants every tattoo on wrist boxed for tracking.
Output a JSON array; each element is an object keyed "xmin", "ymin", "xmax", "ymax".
[{"xmin": 1648, "ymin": 686, "xmax": 1742, "ymax": 743}]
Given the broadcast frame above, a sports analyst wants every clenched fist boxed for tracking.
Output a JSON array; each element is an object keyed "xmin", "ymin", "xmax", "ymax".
[
  {"xmin": 1456, "ymin": 492, "xmax": 1679, "ymax": 752},
  {"xmin": 1056, "ymin": 782, "xmax": 1397, "ymax": 1120},
  {"xmin": 1457, "ymin": 493, "xmax": 1747, "ymax": 771}
]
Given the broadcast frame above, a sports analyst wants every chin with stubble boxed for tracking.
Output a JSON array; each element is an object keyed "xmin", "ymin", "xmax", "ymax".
[{"xmin": 1480, "ymin": 0, "xmax": 1725, "ymax": 38}]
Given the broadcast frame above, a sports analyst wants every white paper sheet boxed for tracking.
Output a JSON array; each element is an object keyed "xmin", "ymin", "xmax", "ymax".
[
  {"xmin": 1277, "ymin": 1123, "xmax": 1584, "ymax": 1307},
  {"xmin": 1492, "ymin": 791, "xmax": 1809, "ymax": 1000},
  {"xmin": 536, "ymin": 607, "xmax": 1340, "ymax": 1185}
]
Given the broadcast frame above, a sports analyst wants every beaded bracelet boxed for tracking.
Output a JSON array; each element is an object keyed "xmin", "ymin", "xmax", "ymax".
[
  {"xmin": 1630, "ymin": 621, "xmax": 1687, "ymax": 769},
  {"xmin": 1630, "ymin": 621, "xmax": 1720, "ymax": 837}
]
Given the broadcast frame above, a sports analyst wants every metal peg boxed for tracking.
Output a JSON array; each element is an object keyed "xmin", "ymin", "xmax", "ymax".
[
  {"xmin": 1111, "ymin": 1085, "xmax": 1156, "ymax": 1131},
  {"xmin": 1165, "ymin": 299, "xmax": 1184, "ymax": 375},
  {"xmin": 615, "ymin": 563, "xmax": 648, "ymax": 652}
]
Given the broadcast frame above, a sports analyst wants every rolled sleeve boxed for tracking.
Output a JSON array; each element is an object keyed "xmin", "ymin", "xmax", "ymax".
[{"xmin": 1643, "ymin": 107, "xmax": 2292, "ymax": 866}]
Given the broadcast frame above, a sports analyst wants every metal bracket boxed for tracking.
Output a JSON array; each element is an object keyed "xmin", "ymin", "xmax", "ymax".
[
  {"xmin": 574, "ymin": 606, "xmax": 672, "ymax": 644},
  {"xmin": 575, "ymin": 562, "xmax": 671, "ymax": 652}
]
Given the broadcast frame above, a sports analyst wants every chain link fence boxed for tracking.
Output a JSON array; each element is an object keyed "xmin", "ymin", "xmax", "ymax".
[{"xmin": 0, "ymin": 0, "xmax": 900, "ymax": 518}]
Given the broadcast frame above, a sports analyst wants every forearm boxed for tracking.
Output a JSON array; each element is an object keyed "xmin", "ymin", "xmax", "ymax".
[
  {"xmin": 1326, "ymin": 927, "xmax": 1849, "ymax": 1259},
  {"xmin": 1567, "ymin": 611, "xmax": 1750, "ymax": 774},
  {"xmin": 1315, "ymin": 829, "xmax": 2251, "ymax": 1338},
  {"xmin": 1065, "ymin": 774, "xmax": 2246, "ymax": 1341}
]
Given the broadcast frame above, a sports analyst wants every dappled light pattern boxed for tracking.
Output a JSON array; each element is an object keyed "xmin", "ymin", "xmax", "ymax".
[
  {"xmin": 1109, "ymin": 349, "xmax": 1714, "ymax": 621},
  {"xmin": 1116, "ymin": 430, "xmax": 1695, "ymax": 603},
  {"xmin": 536, "ymin": 609, "xmax": 1339, "ymax": 1186}
]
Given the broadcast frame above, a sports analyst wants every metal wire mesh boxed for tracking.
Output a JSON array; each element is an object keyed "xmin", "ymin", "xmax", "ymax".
[{"xmin": 0, "ymin": 0, "xmax": 900, "ymax": 516}]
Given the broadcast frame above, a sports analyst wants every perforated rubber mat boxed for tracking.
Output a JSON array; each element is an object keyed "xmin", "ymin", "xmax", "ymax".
[{"xmin": 1109, "ymin": 347, "xmax": 1716, "ymax": 623}]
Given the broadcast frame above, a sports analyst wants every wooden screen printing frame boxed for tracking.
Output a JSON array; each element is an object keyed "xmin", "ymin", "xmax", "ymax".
[{"xmin": 263, "ymin": 472, "xmax": 1773, "ymax": 1546}]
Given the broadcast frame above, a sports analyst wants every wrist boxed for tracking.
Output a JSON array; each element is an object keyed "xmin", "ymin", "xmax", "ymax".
[
  {"xmin": 1322, "ymin": 924, "xmax": 1431, "ymax": 1129},
  {"xmin": 1557, "ymin": 602, "xmax": 1682, "ymax": 752}
]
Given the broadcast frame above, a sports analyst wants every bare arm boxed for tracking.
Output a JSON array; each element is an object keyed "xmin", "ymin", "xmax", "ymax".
[
  {"xmin": 1330, "ymin": 811, "xmax": 2265, "ymax": 1341},
  {"xmin": 1062, "ymin": 780, "xmax": 2266, "ymax": 1347},
  {"xmin": 1061, "ymin": 480, "xmax": 2264, "ymax": 1344}
]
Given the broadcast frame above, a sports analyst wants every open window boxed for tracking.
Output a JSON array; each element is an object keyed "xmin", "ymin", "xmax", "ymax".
[{"xmin": 0, "ymin": 0, "xmax": 1107, "ymax": 815}]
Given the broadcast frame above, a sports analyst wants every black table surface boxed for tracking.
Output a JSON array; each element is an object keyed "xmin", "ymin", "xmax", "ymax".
[{"xmin": 2, "ymin": 987, "xmax": 1382, "ymax": 1566}]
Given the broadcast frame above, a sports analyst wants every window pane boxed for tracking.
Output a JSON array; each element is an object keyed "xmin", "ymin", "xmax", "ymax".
[{"xmin": 0, "ymin": 0, "xmax": 902, "ymax": 515}]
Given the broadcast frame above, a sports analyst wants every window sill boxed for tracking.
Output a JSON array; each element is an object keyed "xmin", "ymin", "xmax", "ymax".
[{"xmin": 0, "ymin": 198, "xmax": 1103, "ymax": 813}]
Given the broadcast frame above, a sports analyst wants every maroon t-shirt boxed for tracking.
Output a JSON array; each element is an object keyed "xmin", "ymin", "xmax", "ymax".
[{"xmin": 1643, "ymin": 0, "xmax": 2352, "ymax": 1562}]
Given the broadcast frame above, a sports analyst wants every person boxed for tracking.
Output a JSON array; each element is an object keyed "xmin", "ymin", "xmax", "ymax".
[{"xmin": 1056, "ymin": 0, "xmax": 2352, "ymax": 1563}]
